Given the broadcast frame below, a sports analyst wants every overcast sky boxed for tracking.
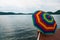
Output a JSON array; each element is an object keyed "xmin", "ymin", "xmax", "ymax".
[{"xmin": 0, "ymin": 0, "xmax": 60, "ymax": 13}]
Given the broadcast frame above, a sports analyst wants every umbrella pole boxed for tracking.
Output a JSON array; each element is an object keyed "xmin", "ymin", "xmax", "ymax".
[{"xmin": 37, "ymin": 32, "xmax": 40, "ymax": 40}]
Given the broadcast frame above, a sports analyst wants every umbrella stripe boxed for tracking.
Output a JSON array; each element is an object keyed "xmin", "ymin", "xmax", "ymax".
[
  {"xmin": 36, "ymin": 11, "xmax": 56, "ymax": 29},
  {"xmin": 32, "ymin": 11, "xmax": 57, "ymax": 34},
  {"xmin": 37, "ymin": 21, "xmax": 55, "ymax": 33},
  {"xmin": 39, "ymin": 13, "xmax": 54, "ymax": 27},
  {"xmin": 40, "ymin": 12, "xmax": 54, "ymax": 24},
  {"xmin": 35, "ymin": 14, "xmax": 56, "ymax": 31},
  {"xmin": 43, "ymin": 13, "xmax": 54, "ymax": 22},
  {"xmin": 34, "ymin": 15, "xmax": 55, "ymax": 34},
  {"xmin": 41, "ymin": 14, "xmax": 54, "ymax": 25},
  {"xmin": 39, "ymin": 16, "xmax": 54, "ymax": 27},
  {"xmin": 37, "ymin": 12, "xmax": 56, "ymax": 29},
  {"xmin": 36, "ymin": 19, "xmax": 55, "ymax": 31},
  {"xmin": 35, "ymin": 16, "xmax": 56, "ymax": 34}
]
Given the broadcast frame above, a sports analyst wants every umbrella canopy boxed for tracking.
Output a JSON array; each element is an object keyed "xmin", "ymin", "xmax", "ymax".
[{"xmin": 32, "ymin": 11, "xmax": 57, "ymax": 35}]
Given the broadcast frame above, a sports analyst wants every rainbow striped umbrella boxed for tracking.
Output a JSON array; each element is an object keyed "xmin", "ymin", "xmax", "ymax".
[{"xmin": 32, "ymin": 11, "xmax": 57, "ymax": 34}]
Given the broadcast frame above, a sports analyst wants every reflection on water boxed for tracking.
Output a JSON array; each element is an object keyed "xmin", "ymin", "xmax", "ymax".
[{"xmin": 0, "ymin": 15, "xmax": 60, "ymax": 40}]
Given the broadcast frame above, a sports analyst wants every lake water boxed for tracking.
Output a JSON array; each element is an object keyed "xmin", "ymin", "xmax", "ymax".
[{"xmin": 0, "ymin": 15, "xmax": 60, "ymax": 40}]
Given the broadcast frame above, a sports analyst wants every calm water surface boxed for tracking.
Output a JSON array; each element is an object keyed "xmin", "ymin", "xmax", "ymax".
[{"xmin": 0, "ymin": 15, "xmax": 60, "ymax": 40}]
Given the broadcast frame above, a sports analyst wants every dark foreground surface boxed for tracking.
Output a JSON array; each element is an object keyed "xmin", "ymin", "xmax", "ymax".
[{"xmin": 40, "ymin": 29, "xmax": 60, "ymax": 40}]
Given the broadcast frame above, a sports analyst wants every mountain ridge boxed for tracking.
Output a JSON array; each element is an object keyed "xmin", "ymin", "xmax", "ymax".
[{"xmin": 0, "ymin": 10, "xmax": 60, "ymax": 15}]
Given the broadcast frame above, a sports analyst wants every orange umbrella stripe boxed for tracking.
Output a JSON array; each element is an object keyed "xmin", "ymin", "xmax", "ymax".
[
  {"xmin": 38, "ymin": 12, "xmax": 54, "ymax": 27},
  {"xmin": 36, "ymin": 11, "xmax": 56, "ymax": 30},
  {"xmin": 37, "ymin": 12, "xmax": 56, "ymax": 29},
  {"xmin": 35, "ymin": 16, "xmax": 56, "ymax": 31}
]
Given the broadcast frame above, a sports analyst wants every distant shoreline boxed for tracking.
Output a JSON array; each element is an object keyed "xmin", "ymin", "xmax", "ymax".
[
  {"xmin": 0, "ymin": 14, "xmax": 60, "ymax": 15},
  {"xmin": 0, "ymin": 10, "xmax": 60, "ymax": 15}
]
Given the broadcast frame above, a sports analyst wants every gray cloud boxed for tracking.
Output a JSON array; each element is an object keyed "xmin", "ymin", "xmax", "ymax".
[{"xmin": 0, "ymin": 0, "xmax": 60, "ymax": 13}]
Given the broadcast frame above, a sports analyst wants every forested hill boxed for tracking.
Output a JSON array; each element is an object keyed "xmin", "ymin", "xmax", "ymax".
[
  {"xmin": 0, "ymin": 10, "xmax": 60, "ymax": 15},
  {"xmin": 47, "ymin": 10, "xmax": 60, "ymax": 15}
]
